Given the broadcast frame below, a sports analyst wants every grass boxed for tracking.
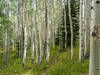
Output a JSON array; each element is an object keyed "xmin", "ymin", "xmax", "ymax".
[{"xmin": 0, "ymin": 46, "xmax": 89, "ymax": 75}]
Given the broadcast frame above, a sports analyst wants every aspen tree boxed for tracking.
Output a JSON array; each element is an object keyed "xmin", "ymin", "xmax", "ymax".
[
  {"xmin": 79, "ymin": 0, "xmax": 84, "ymax": 62},
  {"xmin": 89, "ymin": 0, "xmax": 100, "ymax": 75},
  {"xmin": 22, "ymin": 0, "xmax": 27, "ymax": 66},
  {"xmin": 68, "ymin": 0, "xmax": 73, "ymax": 60}
]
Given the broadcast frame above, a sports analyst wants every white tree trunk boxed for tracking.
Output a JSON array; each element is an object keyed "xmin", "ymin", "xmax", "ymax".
[
  {"xmin": 15, "ymin": 0, "xmax": 19, "ymax": 51},
  {"xmin": 31, "ymin": 31, "xmax": 34, "ymax": 64},
  {"xmin": 35, "ymin": 0, "xmax": 39, "ymax": 64},
  {"xmin": 22, "ymin": 0, "xmax": 27, "ymax": 66},
  {"xmin": 84, "ymin": 0, "xmax": 91, "ymax": 59},
  {"xmin": 46, "ymin": 31, "xmax": 50, "ymax": 63},
  {"xmin": 79, "ymin": 0, "xmax": 84, "ymax": 62},
  {"xmin": 89, "ymin": 0, "xmax": 100, "ymax": 75},
  {"xmin": 31, "ymin": 0, "xmax": 35, "ymax": 64},
  {"xmin": 22, "ymin": 25, "xmax": 27, "ymax": 66},
  {"xmin": 68, "ymin": 0, "xmax": 73, "ymax": 60},
  {"xmin": 84, "ymin": 0, "xmax": 87, "ymax": 58},
  {"xmin": 46, "ymin": 0, "xmax": 50, "ymax": 63},
  {"xmin": 44, "ymin": 0, "xmax": 48, "ymax": 60},
  {"xmin": 37, "ymin": 0, "xmax": 43, "ymax": 63}
]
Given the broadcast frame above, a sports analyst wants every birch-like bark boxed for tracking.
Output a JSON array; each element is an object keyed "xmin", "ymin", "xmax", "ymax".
[
  {"xmin": 84, "ymin": 0, "xmax": 90, "ymax": 59},
  {"xmin": 89, "ymin": 0, "xmax": 96, "ymax": 74},
  {"xmin": 38, "ymin": 0, "xmax": 43, "ymax": 63},
  {"xmin": 31, "ymin": 0, "xmax": 35, "ymax": 64},
  {"xmin": 89, "ymin": 0, "xmax": 100, "ymax": 75},
  {"xmin": 46, "ymin": 0, "xmax": 50, "ymax": 63},
  {"xmin": 22, "ymin": 25, "xmax": 27, "ymax": 66},
  {"xmin": 22, "ymin": 0, "xmax": 27, "ymax": 66},
  {"xmin": 68, "ymin": 0, "xmax": 73, "ymax": 60},
  {"xmin": 79, "ymin": 0, "xmax": 84, "ymax": 62},
  {"xmin": 44, "ymin": 0, "xmax": 48, "ymax": 59},
  {"xmin": 34, "ymin": 0, "xmax": 39, "ymax": 64},
  {"xmin": 31, "ymin": 23, "xmax": 35, "ymax": 64},
  {"xmin": 15, "ymin": 0, "xmax": 18, "ymax": 51}
]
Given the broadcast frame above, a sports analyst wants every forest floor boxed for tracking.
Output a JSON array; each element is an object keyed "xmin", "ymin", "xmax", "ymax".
[{"xmin": 0, "ymin": 46, "xmax": 89, "ymax": 75}]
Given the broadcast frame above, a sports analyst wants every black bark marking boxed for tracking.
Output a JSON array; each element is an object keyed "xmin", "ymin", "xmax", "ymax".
[
  {"xmin": 96, "ymin": 0, "xmax": 100, "ymax": 3},
  {"xmin": 91, "ymin": 6, "xmax": 93, "ymax": 9},
  {"xmin": 92, "ymin": 32, "xmax": 97, "ymax": 37}
]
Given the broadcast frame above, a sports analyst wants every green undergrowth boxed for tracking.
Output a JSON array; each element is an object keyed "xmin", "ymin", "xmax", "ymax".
[{"xmin": 0, "ymin": 46, "xmax": 89, "ymax": 75}]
